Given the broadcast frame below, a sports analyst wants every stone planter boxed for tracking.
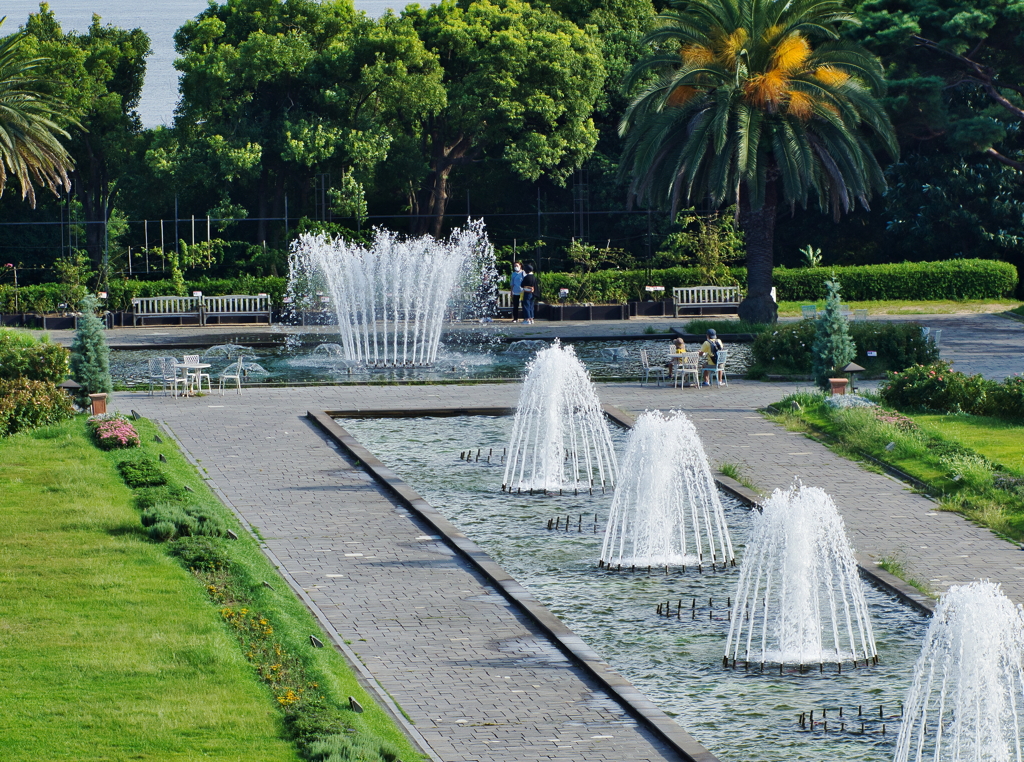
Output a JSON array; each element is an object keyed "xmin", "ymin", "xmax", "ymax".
[
  {"xmin": 828, "ymin": 378, "xmax": 849, "ymax": 396},
  {"xmin": 89, "ymin": 393, "xmax": 108, "ymax": 415}
]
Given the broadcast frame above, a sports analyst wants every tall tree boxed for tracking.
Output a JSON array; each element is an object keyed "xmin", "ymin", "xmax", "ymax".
[
  {"xmin": 0, "ymin": 15, "xmax": 74, "ymax": 208},
  {"xmin": 619, "ymin": 0, "xmax": 898, "ymax": 322},
  {"xmin": 18, "ymin": 4, "xmax": 150, "ymax": 273},
  {"xmin": 401, "ymin": 0, "xmax": 605, "ymax": 236},
  {"xmin": 172, "ymin": 0, "xmax": 443, "ymax": 246}
]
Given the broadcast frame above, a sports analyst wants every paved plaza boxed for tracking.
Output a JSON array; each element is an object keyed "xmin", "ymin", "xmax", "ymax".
[{"xmin": 115, "ymin": 313, "xmax": 1024, "ymax": 761}]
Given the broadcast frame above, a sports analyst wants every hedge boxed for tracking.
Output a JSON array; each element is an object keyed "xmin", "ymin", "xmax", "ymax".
[
  {"xmin": 749, "ymin": 320, "xmax": 939, "ymax": 377},
  {"xmin": 0, "ymin": 275, "xmax": 288, "ymax": 313},
  {"xmin": 0, "ymin": 379, "xmax": 75, "ymax": 437},
  {"xmin": 0, "ymin": 329, "xmax": 69, "ymax": 383},
  {"xmin": 2, "ymin": 259, "xmax": 1014, "ymax": 312},
  {"xmin": 538, "ymin": 259, "xmax": 1017, "ymax": 303}
]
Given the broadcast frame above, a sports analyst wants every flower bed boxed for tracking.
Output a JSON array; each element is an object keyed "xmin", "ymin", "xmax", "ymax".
[{"xmin": 88, "ymin": 414, "xmax": 141, "ymax": 450}]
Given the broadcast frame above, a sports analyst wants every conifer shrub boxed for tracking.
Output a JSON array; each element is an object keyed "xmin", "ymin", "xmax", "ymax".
[
  {"xmin": 811, "ymin": 280, "xmax": 856, "ymax": 389},
  {"xmin": 69, "ymin": 295, "xmax": 112, "ymax": 407}
]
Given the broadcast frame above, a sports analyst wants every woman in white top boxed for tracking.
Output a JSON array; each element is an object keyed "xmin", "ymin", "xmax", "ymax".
[{"xmin": 510, "ymin": 262, "xmax": 524, "ymax": 323}]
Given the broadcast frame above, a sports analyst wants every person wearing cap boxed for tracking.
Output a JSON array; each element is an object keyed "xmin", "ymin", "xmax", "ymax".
[{"xmin": 699, "ymin": 329, "xmax": 725, "ymax": 387}]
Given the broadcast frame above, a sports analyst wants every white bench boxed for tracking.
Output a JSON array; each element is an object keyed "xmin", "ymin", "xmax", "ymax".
[
  {"xmin": 497, "ymin": 290, "xmax": 512, "ymax": 310},
  {"xmin": 202, "ymin": 294, "xmax": 272, "ymax": 325},
  {"xmin": 132, "ymin": 296, "xmax": 202, "ymax": 326},
  {"xmin": 673, "ymin": 286, "xmax": 742, "ymax": 316}
]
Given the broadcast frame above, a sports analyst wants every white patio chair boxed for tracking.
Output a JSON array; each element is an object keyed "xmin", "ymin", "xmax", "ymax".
[
  {"xmin": 639, "ymin": 348, "xmax": 666, "ymax": 386},
  {"xmin": 674, "ymin": 352, "xmax": 702, "ymax": 389},
  {"xmin": 147, "ymin": 357, "xmax": 165, "ymax": 396},
  {"xmin": 854, "ymin": 309, "xmax": 868, "ymax": 322},
  {"xmin": 162, "ymin": 357, "xmax": 189, "ymax": 398},
  {"xmin": 220, "ymin": 356, "xmax": 244, "ymax": 395},
  {"xmin": 183, "ymin": 354, "xmax": 212, "ymax": 394},
  {"xmin": 708, "ymin": 349, "xmax": 729, "ymax": 387},
  {"xmin": 800, "ymin": 305, "xmax": 818, "ymax": 320}
]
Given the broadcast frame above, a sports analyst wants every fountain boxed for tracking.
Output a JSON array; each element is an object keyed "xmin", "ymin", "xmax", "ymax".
[
  {"xmin": 895, "ymin": 581, "xmax": 1024, "ymax": 762},
  {"xmin": 502, "ymin": 340, "xmax": 617, "ymax": 495},
  {"xmin": 725, "ymin": 484, "xmax": 877, "ymax": 669},
  {"xmin": 600, "ymin": 410, "xmax": 734, "ymax": 570},
  {"xmin": 288, "ymin": 220, "xmax": 495, "ymax": 367}
]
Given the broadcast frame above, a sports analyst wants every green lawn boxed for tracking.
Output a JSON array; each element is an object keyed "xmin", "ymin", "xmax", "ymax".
[
  {"xmin": 910, "ymin": 414, "xmax": 1024, "ymax": 477},
  {"xmin": 0, "ymin": 417, "xmax": 421, "ymax": 761},
  {"xmin": 776, "ymin": 298, "xmax": 1020, "ymax": 317},
  {"xmin": 0, "ymin": 418, "xmax": 299, "ymax": 760}
]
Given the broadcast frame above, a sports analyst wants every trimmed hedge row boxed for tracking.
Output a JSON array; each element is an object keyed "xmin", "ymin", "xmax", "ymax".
[
  {"xmin": 749, "ymin": 320, "xmax": 939, "ymax": 377},
  {"xmin": 2, "ymin": 259, "xmax": 1015, "ymax": 313},
  {"xmin": 0, "ymin": 276, "xmax": 288, "ymax": 313},
  {"xmin": 539, "ymin": 259, "xmax": 1017, "ymax": 302}
]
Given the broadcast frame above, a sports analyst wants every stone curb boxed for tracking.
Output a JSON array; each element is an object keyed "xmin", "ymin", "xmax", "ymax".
[
  {"xmin": 154, "ymin": 419, "xmax": 445, "ymax": 762},
  {"xmin": 307, "ymin": 408, "xmax": 722, "ymax": 762}
]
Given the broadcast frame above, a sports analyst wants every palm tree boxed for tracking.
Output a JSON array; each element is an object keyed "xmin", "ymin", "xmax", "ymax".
[
  {"xmin": 0, "ymin": 17, "xmax": 73, "ymax": 207},
  {"xmin": 620, "ymin": 0, "xmax": 897, "ymax": 323}
]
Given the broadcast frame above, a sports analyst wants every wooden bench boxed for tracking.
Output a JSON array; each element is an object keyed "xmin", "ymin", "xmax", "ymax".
[
  {"xmin": 202, "ymin": 294, "xmax": 272, "ymax": 325},
  {"xmin": 132, "ymin": 296, "xmax": 202, "ymax": 326},
  {"xmin": 673, "ymin": 286, "xmax": 742, "ymax": 316}
]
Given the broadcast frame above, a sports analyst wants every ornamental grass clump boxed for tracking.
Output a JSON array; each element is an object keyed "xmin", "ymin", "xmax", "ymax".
[{"xmin": 88, "ymin": 414, "xmax": 140, "ymax": 450}]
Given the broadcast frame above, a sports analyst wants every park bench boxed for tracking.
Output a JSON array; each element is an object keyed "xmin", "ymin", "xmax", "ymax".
[
  {"xmin": 202, "ymin": 294, "xmax": 272, "ymax": 325},
  {"xmin": 131, "ymin": 296, "xmax": 202, "ymax": 326},
  {"xmin": 673, "ymin": 286, "xmax": 742, "ymax": 316}
]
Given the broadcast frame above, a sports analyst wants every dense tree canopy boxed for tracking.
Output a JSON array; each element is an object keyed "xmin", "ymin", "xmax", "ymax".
[{"xmin": 619, "ymin": 0, "xmax": 898, "ymax": 321}]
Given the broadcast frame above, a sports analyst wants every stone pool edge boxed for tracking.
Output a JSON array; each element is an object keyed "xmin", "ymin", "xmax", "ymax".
[{"xmin": 307, "ymin": 408, "xmax": 722, "ymax": 762}]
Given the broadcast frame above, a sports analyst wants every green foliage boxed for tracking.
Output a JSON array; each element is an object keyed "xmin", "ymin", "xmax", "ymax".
[
  {"xmin": 773, "ymin": 259, "xmax": 1017, "ymax": 301},
  {"xmin": 117, "ymin": 457, "xmax": 167, "ymax": 488},
  {"xmin": 812, "ymin": 280, "xmax": 857, "ymax": 389},
  {"xmin": 0, "ymin": 329, "xmax": 69, "ymax": 382},
  {"xmin": 750, "ymin": 320, "xmax": 938, "ymax": 377},
  {"xmin": 799, "ymin": 246, "xmax": 823, "ymax": 268},
  {"xmin": 0, "ymin": 378, "xmax": 74, "ymax": 436},
  {"xmin": 168, "ymin": 536, "xmax": 231, "ymax": 573},
  {"xmin": 881, "ymin": 362, "xmax": 1024, "ymax": 422},
  {"xmin": 141, "ymin": 502, "xmax": 227, "ymax": 541},
  {"xmin": 656, "ymin": 209, "xmax": 744, "ymax": 284},
  {"xmin": 87, "ymin": 413, "xmax": 141, "ymax": 450},
  {"xmin": 69, "ymin": 294, "xmax": 112, "ymax": 405}
]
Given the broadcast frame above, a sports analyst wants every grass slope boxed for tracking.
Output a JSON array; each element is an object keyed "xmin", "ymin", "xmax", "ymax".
[{"xmin": 0, "ymin": 418, "xmax": 298, "ymax": 761}]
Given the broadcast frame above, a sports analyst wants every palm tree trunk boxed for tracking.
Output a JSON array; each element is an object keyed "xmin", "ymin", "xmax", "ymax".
[{"xmin": 737, "ymin": 180, "xmax": 778, "ymax": 324}]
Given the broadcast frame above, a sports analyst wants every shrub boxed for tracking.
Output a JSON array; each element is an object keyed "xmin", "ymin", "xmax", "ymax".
[
  {"xmin": 69, "ymin": 295, "xmax": 112, "ymax": 406},
  {"xmin": 168, "ymin": 536, "xmax": 231, "ymax": 572},
  {"xmin": 88, "ymin": 414, "xmax": 141, "ymax": 450},
  {"xmin": 0, "ymin": 379, "xmax": 75, "ymax": 436},
  {"xmin": 141, "ymin": 503, "xmax": 227, "ymax": 541},
  {"xmin": 750, "ymin": 320, "xmax": 936, "ymax": 376},
  {"xmin": 305, "ymin": 734, "xmax": 401, "ymax": 762},
  {"xmin": 811, "ymin": 279, "xmax": 856, "ymax": 389},
  {"xmin": 879, "ymin": 362, "xmax": 991, "ymax": 414},
  {"xmin": 0, "ymin": 329, "xmax": 69, "ymax": 382},
  {"xmin": 117, "ymin": 457, "xmax": 167, "ymax": 488},
  {"xmin": 981, "ymin": 374, "xmax": 1024, "ymax": 420}
]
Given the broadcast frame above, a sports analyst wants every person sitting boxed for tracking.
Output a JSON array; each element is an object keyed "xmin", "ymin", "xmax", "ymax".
[
  {"xmin": 700, "ymin": 327, "xmax": 724, "ymax": 387},
  {"xmin": 666, "ymin": 336, "xmax": 686, "ymax": 372},
  {"xmin": 699, "ymin": 329, "xmax": 725, "ymax": 387}
]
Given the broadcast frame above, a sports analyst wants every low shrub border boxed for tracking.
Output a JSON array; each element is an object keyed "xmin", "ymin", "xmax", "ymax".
[
  {"xmin": 120, "ymin": 417, "xmax": 423, "ymax": 762},
  {"xmin": 880, "ymin": 362, "xmax": 1024, "ymax": 421},
  {"xmin": 0, "ymin": 378, "xmax": 75, "ymax": 436}
]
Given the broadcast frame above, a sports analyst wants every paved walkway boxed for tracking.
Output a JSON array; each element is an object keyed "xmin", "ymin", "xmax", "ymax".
[{"xmin": 118, "ymin": 372, "xmax": 1024, "ymax": 762}]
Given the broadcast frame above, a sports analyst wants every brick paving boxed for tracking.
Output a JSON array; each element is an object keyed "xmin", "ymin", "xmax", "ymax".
[{"xmin": 114, "ymin": 312, "xmax": 1024, "ymax": 761}]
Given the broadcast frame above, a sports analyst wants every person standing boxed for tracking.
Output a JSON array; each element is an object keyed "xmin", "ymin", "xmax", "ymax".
[
  {"xmin": 699, "ymin": 328, "xmax": 725, "ymax": 386},
  {"xmin": 520, "ymin": 264, "xmax": 538, "ymax": 325},
  {"xmin": 510, "ymin": 261, "xmax": 524, "ymax": 323}
]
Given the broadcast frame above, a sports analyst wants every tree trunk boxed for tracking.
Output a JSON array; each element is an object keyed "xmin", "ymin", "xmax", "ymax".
[
  {"xmin": 412, "ymin": 129, "xmax": 474, "ymax": 237},
  {"xmin": 737, "ymin": 180, "xmax": 779, "ymax": 324}
]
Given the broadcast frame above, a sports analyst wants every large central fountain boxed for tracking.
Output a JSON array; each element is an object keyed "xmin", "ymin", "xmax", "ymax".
[
  {"xmin": 725, "ymin": 484, "xmax": 877, "ymax": 670},
  {"xmin": 288, "ymin": 220, "xmax": 495, "ymax": 367},
  {"xmin": 895, "ymin": 581, "xmax": 1024, "ymax": 762},
  {"xmin": 600, "ymin": 410, "xmax": 735, "ymax": 570},
  {"xmin": 502, "ymin": 340, "xmax": 617, "ymax": 494}
]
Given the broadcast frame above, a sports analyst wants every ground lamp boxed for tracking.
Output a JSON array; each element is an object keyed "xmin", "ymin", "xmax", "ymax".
[
  {"xmin": 57, "ymin": 379, "xmax": 81, "ymax": 399},
  {"xmin": 841, "ymin": 362, "xmax": 865, "ymax": 393}
]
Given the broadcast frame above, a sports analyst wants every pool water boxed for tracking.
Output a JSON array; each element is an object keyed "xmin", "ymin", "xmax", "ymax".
[
  {"xmin": 342, "ymin": 415, "xmax": 929, "ymax": 762},
  {"xmin": 109, "ymin": 337, "xmax": 752, "ymax": 386}
]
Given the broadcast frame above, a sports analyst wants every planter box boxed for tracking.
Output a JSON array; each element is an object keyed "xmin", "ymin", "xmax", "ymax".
[
  {"xmin": 628, "ymin": 299, "xmax": 674, "ymax": 317},
  {"xmin": 543, "ymin": 304, "xmax": 629, "ymax": 321}
]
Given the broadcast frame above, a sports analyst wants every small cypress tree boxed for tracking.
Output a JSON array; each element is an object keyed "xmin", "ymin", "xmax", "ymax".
[
  {"xmin": 70, "ymin": 294, "xmax": 113, "ymax": 406},
  {"xmin": 811, "ymin": 279, "xmax": 856, "ymax": 390}
]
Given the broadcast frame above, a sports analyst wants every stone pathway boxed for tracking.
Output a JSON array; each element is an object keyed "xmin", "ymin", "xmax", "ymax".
[{"xmin": 118, "ymin": 370, "xmax": 1024, "ymax": 762}]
